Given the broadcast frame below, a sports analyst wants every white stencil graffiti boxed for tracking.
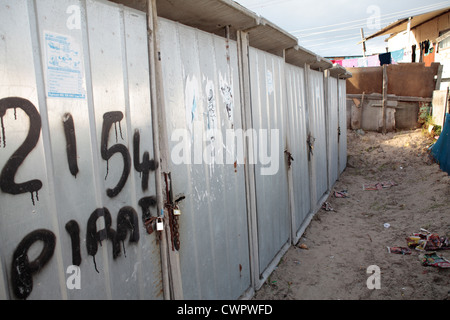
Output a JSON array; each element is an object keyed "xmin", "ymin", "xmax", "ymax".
[
  {"xmin": 219, "ymin": 73, "xmax": 234, "ymax": 124},
  {"xmin": 184, "ymin": 74, "xmax": 199, "ymax": 136},
  {"xmin": 205, "ymin": 80, "xmax": 217, "ymax": 134}
]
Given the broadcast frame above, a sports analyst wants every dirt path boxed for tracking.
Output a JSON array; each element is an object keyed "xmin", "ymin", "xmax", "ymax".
[{"xmin": 253, "ymin": 129, "xmax": 450, "ymax": 300}]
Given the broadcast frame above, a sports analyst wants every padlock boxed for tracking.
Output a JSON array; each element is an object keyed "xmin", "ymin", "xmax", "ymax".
[
  {"xmin": 173, "ymin": 207, "xmax": 181, "ymax": 216},
  {"xmin": 156, "ymin": 218, "xmax": 164, "ymax": 231}
]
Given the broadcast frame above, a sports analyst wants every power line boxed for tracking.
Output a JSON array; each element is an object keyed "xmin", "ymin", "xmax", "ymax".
[
  {"xmin": 289, "ymin": 1, "xmax": 449, "ymax": 34},
  {"xmin": 299, "ymin": 32, "xmax": 361, "ymax": 43},
  {"xmin": 305, "ymin": 36, "xmax": 362, "ymax": 48},
  {"xmin": 293, "ymin": 3, "xmax": 449, "ymax": 38}
]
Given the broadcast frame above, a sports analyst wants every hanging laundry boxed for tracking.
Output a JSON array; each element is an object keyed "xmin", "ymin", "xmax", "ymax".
[
  {"xmin": 412, "ymin": 44, "xmax": 416, "ymax": 62},
  {"xmin": 379, "ymin": 52, "xmax": 392, "ymax": 65},
  {"xmin": 424, "ymin": 43, "xmax": 436, "ymax": 67},
  {"xmin": 357, "ymin": 57, "xmax": 368, "ymax": 67},
  {"xmin": 367, "ymin": 55, "xmax": 380, "ymax": 67},
  {"xmin": 419, "ymin": 40, "xmax": 434, "ymax": 64},
  {"xmin": 423, "ymin": 40, "xmax": 431, "ymax": 55},
  {"xmin": 341, "ymin": 58, "xmax": 358, "ymax": 68},
  {"xmin": 391, "ymin": 49, "xmax": 405, "ymax": 64}
]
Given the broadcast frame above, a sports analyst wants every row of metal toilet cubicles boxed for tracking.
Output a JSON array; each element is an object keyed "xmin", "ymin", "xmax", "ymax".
[{"xmin": 0, "ymin": 0, "xmax": 350, "ymax": 300}]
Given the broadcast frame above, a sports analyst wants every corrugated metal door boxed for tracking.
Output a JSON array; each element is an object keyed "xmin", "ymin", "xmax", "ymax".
[
  {"xmin": 307, "ymin": 68, "xmax": 328, "ymax": 208},
  {"xmin": 285, "ymin": 63, "xmax": 311, "ymax": 240},
  {"xmin": 0, "ymin": 0, "xmax": 162, "ymax": 299},
  {"xmin": 327, "ymin": 75, "xmax": 339, "ymax": 188},
  {"xmin": 157, "ymin": 18, "xmax": 251, "ymax": 300},
  {"xmin": 338, "ymin": 79, "xmax": 348, "ymax": 174},
  {"xmin": 248, "ymin": 47, "xmax": 290, "ymax": 275}
]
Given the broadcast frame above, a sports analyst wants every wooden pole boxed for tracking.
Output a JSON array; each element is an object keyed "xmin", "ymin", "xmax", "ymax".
[{"xmin": 360, "ymin": 28, "xmax": 367, "ymax": 57}]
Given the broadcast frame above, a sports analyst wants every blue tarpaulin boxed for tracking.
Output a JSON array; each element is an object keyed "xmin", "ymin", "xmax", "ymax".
[{"xmin": 431, "ymin": 113, "xmax": 450, "ymax": 175}]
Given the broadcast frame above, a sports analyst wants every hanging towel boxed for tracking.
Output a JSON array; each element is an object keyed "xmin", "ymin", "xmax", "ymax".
[
  {"xmin": 341, "ymin": 58, "xmax": 358, "ymax": 68},
  {"xmin": 391, "ymin": 49, "xmax": 405, "ymax": 64},
  {"xmin": 357, "ymin": 57, "xmax": 368, "ymax": 67},
  {"xmin": 367, "ymin": 55, "xmax": 381, "ymax": 66},
  {"xmin": 379, "ymin": 52, "xmax": 391, "ymax": 65},
  {"xmin": 424, "ymin": 43, "xmax": 436, "ymax": 67}
]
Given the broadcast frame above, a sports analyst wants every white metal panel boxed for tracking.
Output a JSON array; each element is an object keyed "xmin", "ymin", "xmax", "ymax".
[
  {"xmin": 248, "ymin": 47, "xmax": 290, "ymax": 275},
  {"xmin": 338, "ymin": 79, "xmax": 348, "ymax": 174},
  {"xmin": 327, "ymin": 75, "xmax": 339, "ymax": 188},
  {"xmin": 158, "ymin": 18, "xmax": 251, "ymax": 300},
  {"xmin": 0, "ymin": 0, "xmax": 162, "ymax": 300},
  {"xmin": 0, "ymin": 0, "xmax": 65, "ymax": 300},
  {"xmin": 285, "ymin": 63, "xmax": 311, "ymax": 238},
  {"xmin": 307, "ymin": 68, "xmax": 328, "ymax": 208}
]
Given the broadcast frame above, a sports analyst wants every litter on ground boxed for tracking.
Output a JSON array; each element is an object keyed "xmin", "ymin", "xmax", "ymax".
[
  {"xmin": 422, "ymin": 252, "xmax": 450, "ymax": 268},
  {"xmin": 406, "ymin": 229, "xmax": 450, "ymax": 251},
  {"xmin": 363, "ymin": 181, "xmax": 398, "ymax": 191},
  {"xmin": 334, "ymin": 190, "xmax": 349, "ymax": 198},
  {"xmin": 387, "ymin": 247, "xmax": 412, "ymax": 255}
]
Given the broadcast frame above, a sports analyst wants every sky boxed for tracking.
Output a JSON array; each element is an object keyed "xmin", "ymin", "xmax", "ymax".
[{"xmin": 235, "ymin": 0, "xmax": 450, "ymax": 58}]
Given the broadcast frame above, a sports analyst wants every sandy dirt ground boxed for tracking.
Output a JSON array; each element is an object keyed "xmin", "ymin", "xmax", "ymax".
[{"xmin": 253, "ymin": 128, "xmax": 450, "ymax": 300}]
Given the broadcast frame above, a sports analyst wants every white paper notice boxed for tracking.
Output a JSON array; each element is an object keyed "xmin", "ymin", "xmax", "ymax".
[{"xmin": 44, "ymin": 32, "xmax": 85, "ymax": 99}]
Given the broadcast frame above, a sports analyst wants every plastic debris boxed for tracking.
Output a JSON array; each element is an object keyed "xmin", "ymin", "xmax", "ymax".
[
  {"xmin": 422, "ymin": 252, "xmax": 450, "ymax": 268},
  {"xmin": 387, "ymin": 247, "xmax": 412, "ymax": 255},
  {"xmin": 406, "ymin": 229, "xmax": 450, "ymax": 251},
  {"xmin": 363, "ymin": 181, "xmax": 397, "ymax": 191},
  {"xmin": 334, "ymin": 190, "xmax": 349, "ymax": 198},
  {"xmin": 321, "ymin": 202, "xmax": 334, "ymax": 211},
  {"xmin": 384, "ymin": 223, "xmax": 391, "ymax": 228},
  {"xmin": 298, "ymin": 243, "xmax": 308, "ymax": 250}
]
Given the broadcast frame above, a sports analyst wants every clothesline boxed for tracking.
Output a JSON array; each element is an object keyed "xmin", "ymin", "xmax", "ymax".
[
  {"xmin": 331, "ymin": 48, "xmax": 407, "ymax": 68},
  {"xmin": 332, "ymin": 39, "xmax": 437, "ymax": 68}
]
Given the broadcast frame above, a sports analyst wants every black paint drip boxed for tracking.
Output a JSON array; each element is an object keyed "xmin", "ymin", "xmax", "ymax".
[
  {"xmin": 30, "ymin": 191, "xmax": 39, "ymax": 206},
  {"xmin": 92, "ymin": 255, "xmax": 99, "ymax": 273},
  {"xmin": 1, "ymin": 115, "xmax": 5, "ymax": 148},
  {"xmin": 105, "ymin": 159, "xmax": 109, "ymax": 180},
  {"xmin": 114, "ymin": 122, "xmax": 118, "ymax": 143}
]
